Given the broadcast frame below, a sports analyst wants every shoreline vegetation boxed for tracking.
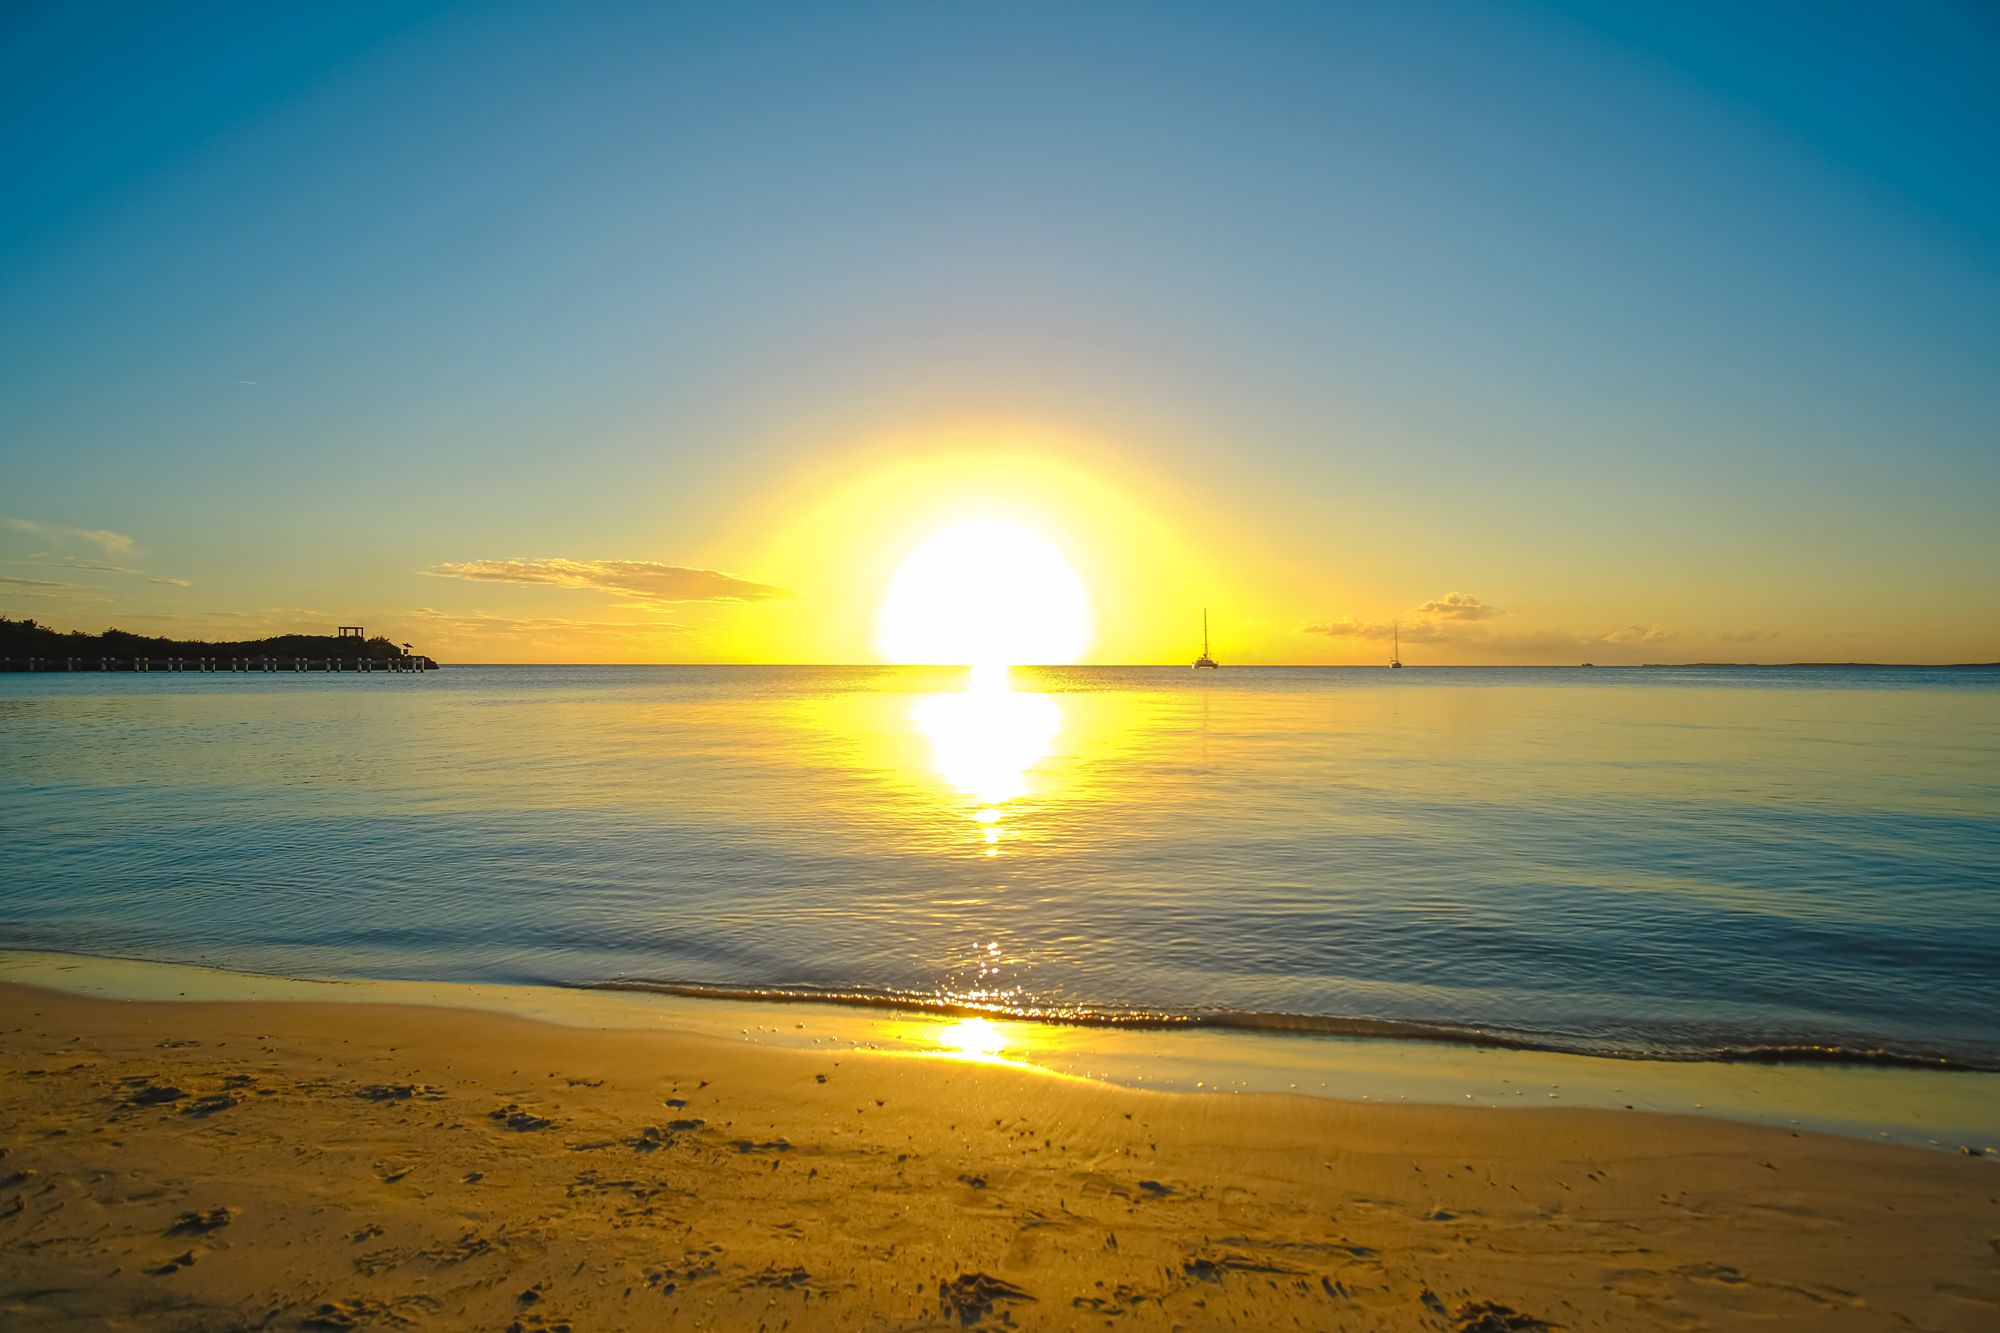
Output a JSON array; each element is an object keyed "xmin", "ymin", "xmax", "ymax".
[
  {"xmin": 0, "ymin": 617, "xmax": 436, "ymax": 671},
  {"xmin": 2, "ymin": 967, "xmax": 1996, "ymax": 1330}
]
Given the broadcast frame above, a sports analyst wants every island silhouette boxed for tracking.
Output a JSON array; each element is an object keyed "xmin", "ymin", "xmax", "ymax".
[{"xmin": 0, "ymin": 618, "xmax": 436, "ymax": 671}]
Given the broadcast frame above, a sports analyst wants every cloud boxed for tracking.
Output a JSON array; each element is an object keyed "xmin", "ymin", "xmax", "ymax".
[
  {"xmin": 0, "ymin": 574, "xmax": 111, "ymax": 604},
  {"xmin": 1414, "ymin": 591, "xmax": 1501, "ymax": 621},
  {"xmin": 98, "ymin": 607, "xmax": 688, "ymax": 649},
  {"xmin": 1304, "ymin": 592, "xmax": 1501, "ymax": 643},
  {"xmin": 400, "ymin": 607, "xmax": 692, "ymax": 639},
  {"xmin": 1299, "ymin": 600, "xmax": 1780, "ymax": 661},
  {"xmin": 107, "ymin": 608, "xmax": 335, "ymax": 630},
  {"xmin": 422, "ymin": 558, "xmax": 792, "ymax": 603},
  {"xmin": 1301, "ymin": 617, "xmax": 1454, "ymax": 643},
  {"xmin": 1601, "ymin": 623, "xmax": 1677, "ymax": 645},
  {"xmin": 3, "ymin": 517, "xmax": 136, "ymax": 557},
  {"xmin": 23, "ymin": 557, "xmax": 189, "ymax": 586}
]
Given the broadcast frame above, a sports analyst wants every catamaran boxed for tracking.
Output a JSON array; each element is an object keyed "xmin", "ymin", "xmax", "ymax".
[{"xmin": 1193, "ymin": 610, "xmax": 1219, "ymax": 669}]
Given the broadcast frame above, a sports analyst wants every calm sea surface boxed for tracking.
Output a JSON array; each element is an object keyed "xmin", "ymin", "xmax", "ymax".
[{"xmin": 2, "ymin": 666, "xmax": 1997, "ymax": 1068}]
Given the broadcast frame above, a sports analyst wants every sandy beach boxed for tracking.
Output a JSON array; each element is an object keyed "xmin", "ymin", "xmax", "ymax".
[{"xmin": 4, "ymin": 976, "xmax": 1997, "ymax": 1331}]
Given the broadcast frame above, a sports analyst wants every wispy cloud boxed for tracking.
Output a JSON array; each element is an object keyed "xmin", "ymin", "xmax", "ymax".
[
  {"xmin": 1302, "ymin": 616, "xmax": 1452, "ymax": 643},
  {"xmin": 0, "ymin": 574, "xmax": 112, "ymax": 604},
  {"xmin": 402, "ymin": 607, "xmax": 692, "ymax": 638},
  {"xmin": 1414, "ymin": 591, "xmax": 1501, "ymax": 621},
  {"xmin": 108, "ymin": 608, "xmax": 335, "ymax": 630},
  {"xmin": 1303, "ymin": 618, "xmax": 1683, "ymax": 656},
  {"xmin": 22, "ymin": 556, "xmax": 189, "ymax": 587},
  {"xmin": 1305, "ymin": 591, "xmax": 1503, "ymax": 643},
  {"xmin": 1303, "ymin": 590, "xmax": 1504, "ymax": 643},
  {"xmin": 1601, "ymin": 623, "xmax": 1676, "ymax": 645},
  {"xmin": 3, "ymin": 517, "xmax": 136, "ymax": 557},
  {"xmin": 422, "ymin": 558, "xmax": 793, "ymax": 603},
  {"xmin": 89, "ymin": 606, "xmax": 688, "ymax": 658},
  {"xmin": 1299, "ymin": 591, "xmax": 1784, "ymax": 660}
]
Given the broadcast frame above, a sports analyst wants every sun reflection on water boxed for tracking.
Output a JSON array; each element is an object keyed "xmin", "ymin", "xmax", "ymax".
[{"xmin": 908, "ymin": 667, "xmax": 1063, "ymax": 855}]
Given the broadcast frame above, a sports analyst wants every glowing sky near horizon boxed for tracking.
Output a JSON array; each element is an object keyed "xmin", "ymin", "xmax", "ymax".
[{"xmin": 1, "ymin": 0, "xmax": 1995, "ymax": 664}]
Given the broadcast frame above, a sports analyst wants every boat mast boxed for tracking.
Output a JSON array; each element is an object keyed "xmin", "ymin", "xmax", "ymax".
[{"xmin": 1203, "ymin": 608, "xmax": 1209, "ymax": 658}]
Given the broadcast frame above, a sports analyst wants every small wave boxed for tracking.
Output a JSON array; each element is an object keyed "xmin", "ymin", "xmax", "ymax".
[{"xmin": 577, "ymin": 979, "xmax": 1999, "ymax": 1073}]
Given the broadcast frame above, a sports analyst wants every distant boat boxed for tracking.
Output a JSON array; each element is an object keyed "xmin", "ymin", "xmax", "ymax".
[
  {"xmin": 1193, "ymin": 609, "xmax": 1219, "ymax": 669},
  {"xmin": 1390, "ymin": 621, "xmax": 1403, "ymax": 669}
]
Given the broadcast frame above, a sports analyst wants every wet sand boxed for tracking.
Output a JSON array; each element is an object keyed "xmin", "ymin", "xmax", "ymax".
[{"xmin": 3, "ymin": 978, "xmax": 1998, "ymax": 1330}]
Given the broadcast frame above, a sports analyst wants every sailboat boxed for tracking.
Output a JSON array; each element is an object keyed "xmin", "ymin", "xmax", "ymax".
[
  {"xmin": 1390, "ymin": 621, "xmax": 1403, "ymax": 669},
  {"xmin": 1193, "ymin": 609, "xmax": 1219, "ymax": 669}
]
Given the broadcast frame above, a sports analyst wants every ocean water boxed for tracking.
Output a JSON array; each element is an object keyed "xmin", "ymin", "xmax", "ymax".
[{"xmin": 2, "ymin": 665, "xmax": 1997, "ymax": 1069}]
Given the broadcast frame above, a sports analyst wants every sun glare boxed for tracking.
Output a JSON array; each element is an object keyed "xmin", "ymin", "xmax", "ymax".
[
  {"xmin": 935, "ymin": 1016, "xmax": 1009, "ymax": 1062},
  {"xmin": 877, "ymin": 520, "xmax": 1091, "ymax": 669}
]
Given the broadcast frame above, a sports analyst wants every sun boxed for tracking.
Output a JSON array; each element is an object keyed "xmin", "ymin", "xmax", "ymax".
[{"xmin": 877, "ymin": 519, "xmax": 1092, "ymax": 668}]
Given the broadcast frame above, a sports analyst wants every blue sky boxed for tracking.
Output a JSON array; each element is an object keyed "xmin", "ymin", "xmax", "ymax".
[{"xmin": 2, "ymin": 0, "xmax": 1995, "ymax": 662}]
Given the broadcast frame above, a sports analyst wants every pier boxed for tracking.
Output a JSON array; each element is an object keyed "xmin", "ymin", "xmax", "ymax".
[
  {"xmin": 0, "ymin": 654, "xmax": 437, "ymax": 673},
  {"xmin": 0, "ymin": 618, "xmax": 439, "ymax": 674}
]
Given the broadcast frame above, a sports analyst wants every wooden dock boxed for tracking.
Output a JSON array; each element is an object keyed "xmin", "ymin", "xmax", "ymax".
[{"xmin": 0, "ymin": 656, "xmax": 438, "ymax": 673}]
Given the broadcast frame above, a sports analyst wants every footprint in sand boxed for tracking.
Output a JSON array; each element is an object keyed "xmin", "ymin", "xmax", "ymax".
[
  {"xmin": 180, "ymin": 1092, "xmax": 237, "ymax": 1117},
  {"xmin": 124, "ymin": 1083, "xmax": 184, "ymax": 1107},
  {"xmin": 1453, "ymin": 1300, "xmax": 1554, "ymax": 1331},
  {"xmin": 302, "ymin": 1296, "xmax": 441, "ymax": 1329},
  {"xmin": 149, "ymin": 1249, "xmax": 198, "ymax": 1276},
  {"xmin": 507, "ymin": 1315, "xmax": 575, "ymax": 1333},
  {"xmin": 168, "ymin": 1206, "xmax": 236, "ymax": 1234},
  {"xmin": 744, "ymin": 1264, "xmax": 813, "ymax": 1292},
  {"xmin": 939, "ymin": 1272, "xmax": 1034, "ymax": 1325},
  {"xmin": 728, "ymin": 1137, "xmax": 792, "ymax": 1155},
  {"xmin": 357, "ymin": 1083, "xmax": 445, "ymax": 1102},
  {"xmin": 1183, "ymin": 1252, "xmax": 1299, "ymax": 1283},
  {"xmin": 489, "ymin": 1104, "xmax": 556, "ymax": 1131},
  {"xmin": 645, "ymin": 1248, "xmax": 722, "ymax": 1294}
]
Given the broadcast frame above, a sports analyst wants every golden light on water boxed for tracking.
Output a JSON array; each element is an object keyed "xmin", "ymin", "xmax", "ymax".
[
  {"xmin": 880, "ymin": 513, "xmax": 1081, "ymax": 855},
  {"xmin": 909, "ymin": 682, "xmax": 1062, "ymax": 847}
]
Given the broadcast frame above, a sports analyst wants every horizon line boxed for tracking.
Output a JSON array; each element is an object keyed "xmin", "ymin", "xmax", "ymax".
[{"xmin": 431, "ymin": 660, "xmax": 2000, "ymax": 670}]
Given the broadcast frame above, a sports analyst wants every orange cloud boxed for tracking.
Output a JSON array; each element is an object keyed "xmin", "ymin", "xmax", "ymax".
[
  {"xmin": 422, "ymin": 558, "xmax": 792, "ymax": 604},
  {"xmin": 1414, "ymin": 591, "xmax": 1501, "ymax": 620}
]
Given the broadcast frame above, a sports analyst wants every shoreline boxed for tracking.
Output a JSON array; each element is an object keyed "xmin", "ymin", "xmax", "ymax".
[
  {"xmin": 585, "ymin": 975, "xmax": 2000, "ymax": 1073},
  {"xmin": 3, "ymin": 964, "xmax": 1997, "ymax": 1329},
  {"xmin": 5, "ymin": 949, "xmax": 1996, "ymax": 1153}
]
